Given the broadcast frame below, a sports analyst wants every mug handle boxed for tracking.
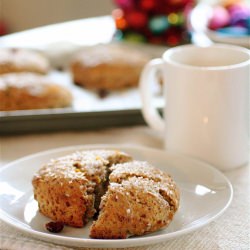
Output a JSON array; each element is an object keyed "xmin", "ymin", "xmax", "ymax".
[{"xmin": 139, "ymin": 58, "xmax": 165, "ymax": 132}]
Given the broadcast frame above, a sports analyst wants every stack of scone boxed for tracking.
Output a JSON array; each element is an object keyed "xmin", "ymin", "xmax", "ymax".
[
  {"xmin": 0, "ymin": 48, "xmax": 72, "ymax": 111},
  {"xmin": 32, "ymin": 149, "xmax": 180, "ymax": 239}
]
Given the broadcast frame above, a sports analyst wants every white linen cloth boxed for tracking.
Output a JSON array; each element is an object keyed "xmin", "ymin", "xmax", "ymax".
[{"xmin": 0, "ymin": 126, "xmax": 249, "ymax": 250}]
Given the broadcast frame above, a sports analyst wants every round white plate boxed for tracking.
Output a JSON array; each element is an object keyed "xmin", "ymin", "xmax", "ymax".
[{"xmin": 0, "ymin": 144, "xmax": 233, "ymax": 248}]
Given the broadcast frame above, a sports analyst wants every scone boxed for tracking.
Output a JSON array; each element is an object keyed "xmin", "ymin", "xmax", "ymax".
[
  {"xmin": 0, "ymin": 48, "xmax": 49, "ymax": 75},
  {"xmin": 0, "ymin": 73, "xmax": 72, "ymax": 111},
  {"xmin": 70, "ymin": 44, "xmax": 150, "ymax": 91},
  {"xmin": 90, "ymin": 161, "xmax": 180, "ymax": 239},
  {"xmin": 32, "ymin": 149, "xmax": 180, "ymax": 239},
  {"xmin": 32, "ymin": 150, "xmax": 133, "ymax": 227}
]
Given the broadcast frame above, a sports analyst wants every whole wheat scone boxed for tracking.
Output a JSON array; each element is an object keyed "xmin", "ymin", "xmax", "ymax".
[
  {"xmin": 0, "ymin": 73, "xmax": 72, "ymax": 111},
  {"xmin": 32, "ymin": 150, "xmax": 180, "ymax": 238},
  {"xmin": 90, "ymin": 161, "xmax": 180, "ymax": 239},
  {"xmin": 32, "ymin": 150, "xmax": 133, "ymax": 227},
  {"xmin": 70, "ymin": 44, "xmax": 150, "ymax": 91},
  {"xmin": 0, "ymin": 48, "xmax": 49, "ymax": 75}
]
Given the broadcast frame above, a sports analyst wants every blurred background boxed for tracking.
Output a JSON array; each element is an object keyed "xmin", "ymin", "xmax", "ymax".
[
  {"xmin": 0, "ymin": 0, "xmax": 249, "ymax": 130},
  {"xmin": 0, "ymin": 0, "xmax": 114, "ymax": 34},
  {"xmin": 0, "ymin": 0, "xmax": 249, "ymax": 46},
  {"xmin": 1, "ymin": 0, "xmax": 243, "ymax": 34}
]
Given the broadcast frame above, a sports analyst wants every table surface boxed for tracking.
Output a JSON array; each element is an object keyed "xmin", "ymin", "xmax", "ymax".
[
  {"xmin": 0, "ymin": 16, "xmax": 249, "ymax": 250},
  {"xmin": 0, "ymin": 126, "xmax": 249, "ymax": 250}
]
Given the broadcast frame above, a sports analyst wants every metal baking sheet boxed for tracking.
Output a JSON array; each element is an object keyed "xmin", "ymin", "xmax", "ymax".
[
  {"xmin": 0, "ymin": 17, "xmax": 166, "ymax": 134},
  {"xmin": 0, "ymin": 55, "xmax": 164, "ymax": 135}
]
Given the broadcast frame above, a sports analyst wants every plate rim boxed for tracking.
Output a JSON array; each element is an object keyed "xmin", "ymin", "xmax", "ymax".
[{"xmin": 0, "ymin": 144, "xmax": 233, "ymax": 248}]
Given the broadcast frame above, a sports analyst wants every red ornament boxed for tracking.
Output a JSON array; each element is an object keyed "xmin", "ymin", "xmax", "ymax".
[
  {"xmin": 167, "ymin": 0, "xmax": 192, "ymax": 7},
  {"xmin": 126, "ymin": 11, "xmax": 148, "ymax": 29},
  {"xmin": 139, "ymin": 0, "xmax": 156, "ymax": 11},
  {"xmin": 165, "ymin": 27, "xmax": 183, "ymax": 45},
  {"xmin": 166, "ymin": 34, "xmax": 180, "ymax": 45},
  {"xmin": 164, "ymin": 0, "xmax": 194, "ymax": 13},
  {"xmin": 148, "ymin": 36, "xmax": 164, "ymax": 44},
  {"xmin": 113, "ymin": 0, "xmax": 135, "ymax": 10}
]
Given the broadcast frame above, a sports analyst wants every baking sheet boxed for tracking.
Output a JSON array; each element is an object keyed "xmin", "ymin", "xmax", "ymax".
[{"xmin": 0, "ymin": 42, "xmax": 165, "ymax": 134}]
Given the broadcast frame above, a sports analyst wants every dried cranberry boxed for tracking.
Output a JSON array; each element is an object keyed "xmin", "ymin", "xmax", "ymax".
[
  {"xmin": 98, "ymin": 89, "xmax": 109, "ymax": 98},
  {"xmin": 45, "ymin": 221, "xmax": 64, "ymax": 233}
]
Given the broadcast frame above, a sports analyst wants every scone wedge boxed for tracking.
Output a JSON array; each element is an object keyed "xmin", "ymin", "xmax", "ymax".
[
  {"xmin": 90, "ymin": 161, "xmax": 180, "ymax": 238},
  {"xmin": 32, "ymin": 150, "xmax": 132, "ymax": 227}
]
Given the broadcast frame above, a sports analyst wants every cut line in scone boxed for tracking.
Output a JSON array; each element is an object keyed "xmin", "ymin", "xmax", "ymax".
[{"xmin": 32, "ymin": 149, "xmax": 180, "ymax": 239}]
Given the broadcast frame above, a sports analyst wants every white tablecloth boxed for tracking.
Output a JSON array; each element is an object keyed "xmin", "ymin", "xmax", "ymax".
[{"xmin": 0, "ymin": 126, "xmax": 249, "ymax": 250}]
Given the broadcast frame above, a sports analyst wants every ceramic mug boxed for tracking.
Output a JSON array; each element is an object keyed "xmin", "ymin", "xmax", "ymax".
[{"xmin": 140, "ymin": 44, "xmax": 250, "ymax": 170}]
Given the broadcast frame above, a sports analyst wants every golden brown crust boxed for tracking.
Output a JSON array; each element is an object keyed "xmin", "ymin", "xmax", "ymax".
[
  {"xmin": 32, "ymin": 150, "xmax": 133, "ymax": 227},
  {"xmin": 0, "ymin": 73, "xmax": 72, "ymax": 111},
  {"xmin": 90, "ymin": 161, "xmax": 180, "ymax": 239},
  {"xmin": 90, "ymin": 177, "xmax": 175, "ymax": 239},
  {"xmin": 110, "ymin": 161, "xmax": 180, "ymax": 212},
  {"xmin": 0, "ymin": 48, "xmax": 49, "ymax": 75},
  {"xmin": 70, "ymin": 44, "xmax": 150, "ymax": 91}
]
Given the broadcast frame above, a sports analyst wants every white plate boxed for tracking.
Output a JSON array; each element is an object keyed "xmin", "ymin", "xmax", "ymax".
[{"xmin": 0, "ymin": 144, "xmax": 233, "ymax": 248}]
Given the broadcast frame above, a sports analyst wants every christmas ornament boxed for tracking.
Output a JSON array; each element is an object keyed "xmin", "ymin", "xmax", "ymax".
[
  {"xmin": 208, "ymin": 0, "xmax": 250, "ymax": 37},
  {"xmin": 208, "ymin": 6, "xmax": 230, "ymax": 30},
  {"xmin": 112, "ymin": 0, "xmax": 194, "ymax": 46},
  {"xmin": 126, "ymin": 10, "xmax": 148, "ymax": 29},
  {"xmin": 149, "ymin": 16, "xmax": 169, "ymax": 34}
]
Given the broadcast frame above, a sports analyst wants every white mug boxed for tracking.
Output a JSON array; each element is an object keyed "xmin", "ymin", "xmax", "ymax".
[{"xmin": 140, "ymin": 44, "xmax": 250, "ymax": 171}]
